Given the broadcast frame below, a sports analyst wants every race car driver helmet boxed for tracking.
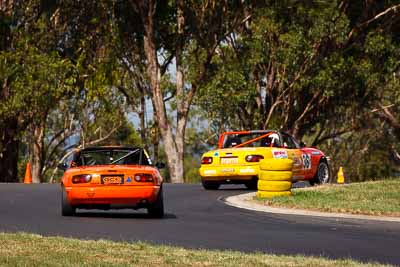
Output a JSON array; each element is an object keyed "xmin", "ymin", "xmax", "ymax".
[{"xmin": 269, "ymin": 133, "xmax": 280, "ymax": 147}]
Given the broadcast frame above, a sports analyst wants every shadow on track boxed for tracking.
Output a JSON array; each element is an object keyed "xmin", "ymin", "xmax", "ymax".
[
  {"xmin": 73, "ymin": 211, "xmax": 177, "ymax": 220},
  {"xmin": 212, "ymin": 185, "xmax": 254, "ymax": 191}
]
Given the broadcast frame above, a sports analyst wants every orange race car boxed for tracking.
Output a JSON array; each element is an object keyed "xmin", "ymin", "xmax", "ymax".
[
  {"xmin": 60, "ymin": 146, "xmax": 164, "ymax": 218},
  {"xmin": 199, "ymin": 130, "xmax": 331, "ymax": 190}
]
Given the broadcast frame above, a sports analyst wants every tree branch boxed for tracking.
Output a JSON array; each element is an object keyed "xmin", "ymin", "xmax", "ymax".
[
  {"xmin": 263, "ymin": 100, "xmax": 283, "ymax": 129},
  {"xmin": 48, "ymin": 122, "xmax": 122, "ymax": 183},
  {"xmin": 314, "ymin": 128, "xmax": 353, "ymax": 146},
  {"xmin": 348, "ymin": 4, "xmax": 400, "ymax": 40}
]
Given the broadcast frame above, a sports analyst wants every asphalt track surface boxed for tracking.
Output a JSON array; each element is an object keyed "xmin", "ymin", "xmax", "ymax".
[{"xmin": 1, "ymin": 183, "xmax": 400, "ymax": 266}]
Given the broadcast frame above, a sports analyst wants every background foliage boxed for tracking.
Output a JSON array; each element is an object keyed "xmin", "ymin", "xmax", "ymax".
[{"xmin": 0, "ymin": 0, "xmax": 399, "ymax": 182}]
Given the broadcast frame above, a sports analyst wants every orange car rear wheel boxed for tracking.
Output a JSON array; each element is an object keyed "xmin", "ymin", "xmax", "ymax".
[
  {"xmin": 61, "ymin": 186, "xmax": 76, "ymax": 216},
  {"xmin": 147, "ymin": 187, "xmax": 164, "ymax": 218}
]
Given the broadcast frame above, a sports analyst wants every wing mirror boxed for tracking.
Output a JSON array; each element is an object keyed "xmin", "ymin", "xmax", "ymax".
[
  {"xmin": 155, "ymin": 162, "xmax": 166, "ymax": 169},
  {"xmin": 58, "ymin": 162, "xmax": 69, "ymax": 171},
  {"xmin": 300, "ymin": 141, "xmax": 307, "ymax": 148}
]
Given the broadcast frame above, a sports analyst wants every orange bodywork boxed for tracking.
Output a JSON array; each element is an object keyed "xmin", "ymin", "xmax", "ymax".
[
  {"xmin": 62, "ymin": 165, "xmax": 162, "ymax": 207},
  {"xmin": 60, "ymin": 146, "xmax": 164, "ymax": 211},
  {"xmin": 60, "ymin": 146, "xmax": 165, "ymax": 217}
]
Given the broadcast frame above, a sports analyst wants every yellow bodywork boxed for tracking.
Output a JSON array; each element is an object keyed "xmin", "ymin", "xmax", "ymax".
[{"xmin": 199, "ymin": 147, "xmax": 304, "ymax": 182}]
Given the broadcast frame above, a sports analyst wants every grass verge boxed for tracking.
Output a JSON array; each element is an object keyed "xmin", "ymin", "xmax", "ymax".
[
  {"xmin": 0, "ymin": 232, "xmax": 391, "ymax": 267},
  {"xmin": 255, "ymin": 179, "xmax": 400, "ymax": 217}
]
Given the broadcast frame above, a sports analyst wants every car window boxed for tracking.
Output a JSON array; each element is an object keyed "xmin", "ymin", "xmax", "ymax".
[
  {"xmin": 224, "ymin": 136, "xmax": 243, "ymax": 147},
  {"xmin": 72, "ymin": 149, "xmax": 150, "ymax": 166},
  {"xmin": 222, "ymin": 132, "xmax": 281, "ymax": 148},
  {"xmin": 281, "ymin": 134, "xmax": 298, "ymax": 149},
  {"xmin": 260, "ymin": 133, "xmax": 281, "ymax": 147}
]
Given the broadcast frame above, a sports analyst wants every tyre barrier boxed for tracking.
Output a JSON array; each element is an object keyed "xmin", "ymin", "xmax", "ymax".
[
  {"xmin": 258, "ymin": 170, "xmax": 293, "ymax": 181},
  {"xmin": 259, "ymin": 158, "xmax": 293, "ymax": 171},
  {"xmin": 257, "ymin": 158, "xmax": 294, "ymax": 198},
  {"xmin": 257, "ymin": 180, "xmax": 292, "ymax": 192},
  {"xmin": 256, "ymin": 190, "xmax": 292, "ymax": 198}
]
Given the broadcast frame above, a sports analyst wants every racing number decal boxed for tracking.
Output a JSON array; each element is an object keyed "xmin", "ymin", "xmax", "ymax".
[{"xmin": 302, "ymin": 153, "xmax": 311, "ymax": 170}]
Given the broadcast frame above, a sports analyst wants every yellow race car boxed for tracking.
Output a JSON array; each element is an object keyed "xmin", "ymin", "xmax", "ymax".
[{"xmin": 199, "ymin": 130, "xmax": 330, "ymax": 190}]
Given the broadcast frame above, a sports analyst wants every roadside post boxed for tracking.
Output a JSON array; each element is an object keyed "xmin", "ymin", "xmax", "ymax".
[
  {"xmin": 23, "ymin": 162, "xmax": 32, "ymax": 184},
  {"xmin": 337, "ymin": 167, "xmax": 345, "ymax": 184}
]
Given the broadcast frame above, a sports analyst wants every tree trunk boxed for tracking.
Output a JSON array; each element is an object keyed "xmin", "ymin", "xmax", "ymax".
[
  {"xmin": 139, "ymin": 87, "xmax": 146, "ymax": 143},
  {"xmin": 30, "ymin": 121, "xmax": 45, "ymax": 183},
  {"xmin": 0, "ymin": 118, "xmax": 19, "ymax": 182},
  {"xmin": 174, "ymin": 0, "xmax": 185, "ymax": 182},
  {"xmin": 141, "ymin": 0, "xmax": 183, "ymax": 183}
]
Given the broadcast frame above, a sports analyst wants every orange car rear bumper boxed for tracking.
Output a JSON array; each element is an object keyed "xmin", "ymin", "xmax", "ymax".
[{"xmin": 64, "ymin": 185, "xmax": 160, "ymax": 206}]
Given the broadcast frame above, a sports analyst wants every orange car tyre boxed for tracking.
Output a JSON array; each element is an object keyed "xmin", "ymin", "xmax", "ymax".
[
  {"xmin": 61, "ymin": 186, "xmax": 75, "ymax": 216},
  {"xmin": 147, "ymin": 187, "xmax": 164, "ymax": 218},
  {"xmin": 256, "ymin": 190, "xmax": 292, "ymax": 198},
  {"xmin": 258, "ymin": 170, "xmax": 293, "ymax": 181},
  {"xmin": 257, "ymin": 180, "xmax": 292, "ymax": 191},
  {"xmin": 259, "ymin": 159, "xmax": 293, "ymax": 171}
]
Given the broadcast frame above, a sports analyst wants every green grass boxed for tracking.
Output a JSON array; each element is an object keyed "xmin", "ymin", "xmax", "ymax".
[
  {"xmin": 0, "ymin": 232, "xmax": 391, "ymax": 267},
  {"xmin": 255, "ymin": 179, "xmax": 400, "ymax": 216}
]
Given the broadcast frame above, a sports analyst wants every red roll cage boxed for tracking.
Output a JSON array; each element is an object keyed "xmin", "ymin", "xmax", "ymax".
[{"xmin": 217, "ymin": 130, "xmax": 278, "ymax": 149}]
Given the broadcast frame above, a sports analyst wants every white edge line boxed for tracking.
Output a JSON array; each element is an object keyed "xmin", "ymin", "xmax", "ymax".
[{"xmin": 222, "ymin": 192, "xmax": 400, "ymax": 223}]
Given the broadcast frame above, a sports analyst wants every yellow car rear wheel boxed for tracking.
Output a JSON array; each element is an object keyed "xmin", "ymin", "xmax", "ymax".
[
  {"xmin": 258, "ymin": 170, "xmax": 293, "ymax": 181},
  {"xmin": 257, "ymin": 180, "xmax": 292, "ymax": 191},
  {"xmin": 202, "ymin": 181, "xmax": 220, "ymax": 190},
  {"xmin": 259, "ymin": 159, "xmax": 293, "ymax": 171},
  {"xmin": 245, "ymin": 179, "xmax": 258, "ymax": 190}
]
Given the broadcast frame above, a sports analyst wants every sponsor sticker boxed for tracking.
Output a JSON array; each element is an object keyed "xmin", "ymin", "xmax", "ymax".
[
  {"xmin": 126, "ymin": 176, "xmax": 132, "ymax": 183},
  {"xmin": 272, "ymin": 150, "xmax": 288, "ymax": 159},
  {"xmin": 204, "ymin": 169, "xmax": 217, "ymax": 175},
  {"xmin": 214, "ymin": 152, "xmax": 219, "ymax": 157},
  {"xmin": 221, "ymin": 168, "xmax": 235, "ymax": 173},
  {"xmin": 302, "ymin": 153, "xmax": 312, "ymax": 170},
  {"xmin": 311, "ymin": 151, "xmax": 321, "ymax": 155},
  {"xmin": 239, "ymin": 168, "xmax": 255, "ymax": 173}
]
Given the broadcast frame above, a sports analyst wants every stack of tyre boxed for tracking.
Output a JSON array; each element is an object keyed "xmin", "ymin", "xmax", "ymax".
[{"xmin": 257, "ymin": 158, "xmax": 294, "ymax": 198}]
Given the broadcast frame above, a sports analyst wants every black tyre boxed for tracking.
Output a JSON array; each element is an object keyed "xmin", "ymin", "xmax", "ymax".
[
  {"xmin": 245, "ymin": 179, "xmax": 258, "ymax": 190},
  {"xmin": 148, "ymin": 187, "xmax": 164, "ymax": 218},
  {"xmin": 202, "ymin": 181, "xmax": 220, "ymax": 190},
  {"xmin": 61, "ymin": 186, "xmax": 75, "ymax": 216},
  {"xmin": 310, "ymin": 161, "xmax": 331, "ymax": 186}
]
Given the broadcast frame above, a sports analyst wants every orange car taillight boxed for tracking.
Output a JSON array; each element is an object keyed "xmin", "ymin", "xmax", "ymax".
[
  {"xmin": 134, "ymin": 173, "xmax": 154, "ymax": 182},
  {"xmin": 201, "ymin": 157, "xmax": 213, "ymax": 164},
  {"xmin": 245, "ymin": 155, "xmax": 264, "ymax": 162},
  {"xmin": 72, "ymin": 174, "xmax": 92, "ymax": 184}
]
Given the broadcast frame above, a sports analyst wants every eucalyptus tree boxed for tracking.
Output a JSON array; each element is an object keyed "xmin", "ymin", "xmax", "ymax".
[
  {"xmin": 0, "ymin": 0, "xmax": 78, "ymax": 182},
  {"xmin": 0, "ymin": 0, "xmax": 131, "ymax": 182},
  {"xmin": 195, "ymin": 0, "xmax": 400, "ymax": 180},
  {"xmin": 126, "ymin": 0, "xmax": 248, "ymax": 182},
  {"xmin": 29, "ymin": 0, "xmax": 138, "ymax": 182},
  {"xmin": 198, "ymin": 2, "xmax": 354, "ymax": 139}
]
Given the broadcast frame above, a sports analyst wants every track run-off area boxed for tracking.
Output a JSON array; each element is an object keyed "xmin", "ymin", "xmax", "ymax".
[{"xmin": 0, "ymin": 183, "xmax": 399, "ymax": 266}]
